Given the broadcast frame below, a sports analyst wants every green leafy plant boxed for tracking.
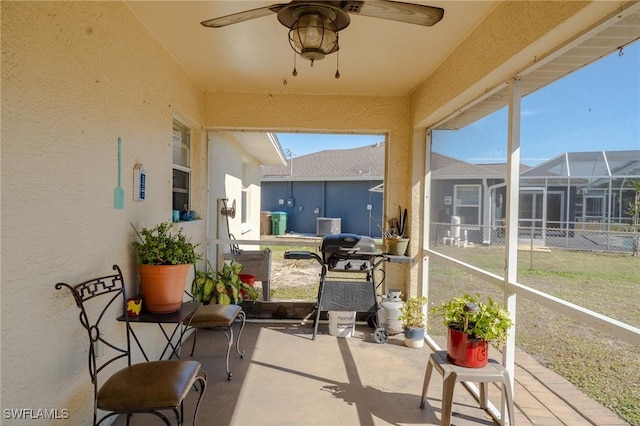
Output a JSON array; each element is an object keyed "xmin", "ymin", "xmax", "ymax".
[
  {"xmin": 398, "ymin": 296, "xmax": 428, "ymax": 329},
  {"xmin": 131, "ymin": 222, "xmax": 201, "ymax": 265},
  {"xmin": 431, "ymin": 294, "xmax": 513, "ymax": 348},
  {"xmin": 192, "ymin": 260, "xmax": 259, "ymax": 305},
  {"xmin": 624, "ymin": 180, "xmax": 640, "ymax": 256},
  {"xmin": 191, "ymin": 259, "xmax": 217, "ymax": 305}
]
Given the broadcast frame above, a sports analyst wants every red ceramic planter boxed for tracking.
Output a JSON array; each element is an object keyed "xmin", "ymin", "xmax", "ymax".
[
  {"xmin": 447, "ymin": 327, "xmax": 489, "ymax": 368},
  {"xmin": 239, "ymin": 274, "xmax": 255, "ymax": 301}
]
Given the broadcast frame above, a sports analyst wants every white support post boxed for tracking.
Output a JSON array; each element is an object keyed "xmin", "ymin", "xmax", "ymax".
[
  {"xmin": 421, "ymin": 129, "xmax": 433, "ymax": 298},
  {"xmin": 482, "ymin": 178, "xmax": 491, "ymax": 244},
  {"xmin": 503, "ymin": 77, "xmax": 521, "ymax": 425}
]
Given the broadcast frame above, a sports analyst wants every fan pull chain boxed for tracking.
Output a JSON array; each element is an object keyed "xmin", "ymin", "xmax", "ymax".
[
  {"xmin": 335, "ymin": 51, "xmax": 340, "ymax": 79},
  {"xmin": 292, "ymin": 53, "xmax": 298, "ymax": 77}
]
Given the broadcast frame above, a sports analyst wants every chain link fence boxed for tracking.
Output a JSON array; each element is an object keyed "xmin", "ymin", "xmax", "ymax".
[{"xmin": 430, "ymin": 221, "xmax": 638, "ymax": 254}]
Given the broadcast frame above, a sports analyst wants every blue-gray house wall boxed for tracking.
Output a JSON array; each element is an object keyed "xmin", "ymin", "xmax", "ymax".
[
  {"xmin": 430, "ymin": 179, "xmax": 580, "ymax": 245},
  {"xmin": 261, "ymin": 180, "xmax": 383, "ymax": 237}
]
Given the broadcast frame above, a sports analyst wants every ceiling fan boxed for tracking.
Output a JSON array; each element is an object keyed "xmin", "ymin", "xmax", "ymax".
[
  {"xmin": 201, "ymin": 1, "xmax": 445, "ymax": 29},
  {"xmin": 201, "ymin": 1, "xmax": 444, "ymax": 77}
]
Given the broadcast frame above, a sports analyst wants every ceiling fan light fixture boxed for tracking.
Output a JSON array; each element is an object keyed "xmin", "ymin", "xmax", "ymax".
[
  {"xmin": 288, "ymin": 12, "xmax": 339, "ymax": 63},
  {"xmin": 203, "ymin": 1, "xmax": 445, "ymax": 79}
]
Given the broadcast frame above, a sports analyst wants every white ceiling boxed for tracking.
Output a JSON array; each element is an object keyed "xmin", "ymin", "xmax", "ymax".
[{"xmin": 126, "ymin": 1, "xmax": 499, "ymax": 96}]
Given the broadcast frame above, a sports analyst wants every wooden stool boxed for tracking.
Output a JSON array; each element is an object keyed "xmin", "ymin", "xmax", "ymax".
[{"xmin": 420, "ymin": 350, "xmax": 515, "ymax": 425}]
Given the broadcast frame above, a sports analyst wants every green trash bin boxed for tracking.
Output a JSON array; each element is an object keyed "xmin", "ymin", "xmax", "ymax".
[{"xmin": 271, "ymin": 211, "xmax": 288, "ymax": 235}]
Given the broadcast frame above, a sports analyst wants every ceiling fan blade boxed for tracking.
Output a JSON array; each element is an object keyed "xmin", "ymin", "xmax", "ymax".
[
  {"xmin": 353, "ymin": 1, "xmax": 444, "ymax": 27},
  {"xmin": 201, "ymin": 4, "xmax": 287, "ymax": 28}
]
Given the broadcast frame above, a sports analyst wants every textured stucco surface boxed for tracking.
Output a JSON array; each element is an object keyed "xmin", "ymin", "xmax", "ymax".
[
  {"xmin": 1, "ymin": 2, "xmax": 205, "ymax": 422},
  {"xmin": 0, "ymin": 0, "xmax": 624, "ymax": 423},
  {"xmin": 203, "ymin": 92, "xmax": 414, "ymax": 232},
  {"xmin": 203, "ymin": 92, "xmax": 413, "ymax": 286},
  {"xmin": 207, "ymin": 131, "xmax": 263, "ymax": 243}
]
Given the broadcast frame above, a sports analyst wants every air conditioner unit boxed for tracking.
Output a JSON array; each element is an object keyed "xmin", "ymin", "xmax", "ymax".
[{"xmin": 317, "ymin": 218, "xmax": 341, "ymax": 236}]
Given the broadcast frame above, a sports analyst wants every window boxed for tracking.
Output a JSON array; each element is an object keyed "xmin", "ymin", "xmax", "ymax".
[
  {"xmin": 453, "ymin": 185, "xmax": 481, "ymax": 226},
  {"xmin": 172, "ymin": 119, "xmax": 191, "ymax": 212},
  {"xmin": 584, "ymin": 195, "xmax": 605, "ymax": 222},
  {"xmin": 240, "ymin": 162, "xmax": 251, "ymax": 234},
  {"xmin": 241, "ymin": 164, "xmax": 248, "ymax": 225}
]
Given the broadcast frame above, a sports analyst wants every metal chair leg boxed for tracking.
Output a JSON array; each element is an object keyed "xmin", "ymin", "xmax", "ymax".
[
  {"xmin": 235, "ymin": 311, "xmax": 246, "ymax": 358},
  {"xmin": 192, "ymin": 371, "xmax": 207, "ymax": 425},
  {"xmin": 189, "ymin": 329, "xmax": 198, "ymax": 356},
  {"xmin": 224, "ymin": 325, "xmax": 233, "ymax": 380}
]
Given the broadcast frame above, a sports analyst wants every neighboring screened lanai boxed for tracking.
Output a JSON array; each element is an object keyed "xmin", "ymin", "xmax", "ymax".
[{"xmin": 519, "ymin": 150, "xmax": 640, "ymax": 230}]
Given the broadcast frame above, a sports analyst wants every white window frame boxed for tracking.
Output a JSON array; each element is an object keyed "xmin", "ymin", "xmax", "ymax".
[
  {"xmin": 453, "ymin": 184, "xmax": 481, "ymax": 229},
  {"xmin": 240, "ymin": 162, "xmax": 252, "ymax": 234},
  {"xmin": 172, "ymin": 119, "xmax": 191, "ymax": 214}
]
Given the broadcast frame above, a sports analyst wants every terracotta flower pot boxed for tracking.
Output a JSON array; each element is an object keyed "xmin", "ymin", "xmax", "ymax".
[
  {"xmin": 447, "ymin": 327, "xmax": 489, "ymax": 368},
  {"xmin": 138, "ymin": 264, "xmax": 191, "ymax": 314}
]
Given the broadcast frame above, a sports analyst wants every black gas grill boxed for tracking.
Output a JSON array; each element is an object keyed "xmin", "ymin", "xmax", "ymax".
[
  {"xmin": 321, "ymin": 233, "xmax": 378, "ymax": 272},
  {"xmin": 285, "ymin": 233, "xmax": 411, "ymax": 341}
]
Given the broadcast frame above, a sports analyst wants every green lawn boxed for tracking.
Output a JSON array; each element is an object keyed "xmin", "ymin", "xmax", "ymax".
[{"xmin": 429, "ymin": 246, "xmax": 640, "ymax": 425}]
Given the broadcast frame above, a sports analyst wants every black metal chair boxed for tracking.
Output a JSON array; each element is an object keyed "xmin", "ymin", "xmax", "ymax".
[{"xmin": 55, "ymin": 265, "xmax": 207, "ymax": 426}]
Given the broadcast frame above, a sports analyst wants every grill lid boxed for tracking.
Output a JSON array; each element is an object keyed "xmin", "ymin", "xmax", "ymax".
[{"xmin": 321, "ymin": 233, "xmax": 377, "ymax": 259}]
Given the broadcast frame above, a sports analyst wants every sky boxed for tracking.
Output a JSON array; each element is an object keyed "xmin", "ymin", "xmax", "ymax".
[
  {"xmin": 277, "ymin": 40, "xmax": 639, "ymax": 166},
  {"xmin": 276, "ymin": 133, "xmax": 384, "ymax": 158}
]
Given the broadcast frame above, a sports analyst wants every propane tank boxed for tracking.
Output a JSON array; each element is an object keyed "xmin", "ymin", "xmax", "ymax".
[{"xmin": 379, "ymin": 289, "xmax": 404, "ymax": 334}]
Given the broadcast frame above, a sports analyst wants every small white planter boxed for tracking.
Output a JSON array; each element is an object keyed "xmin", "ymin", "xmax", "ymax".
[{"xmin": 403, "ymin": 327, "xmax": 425, "ymax": 348}]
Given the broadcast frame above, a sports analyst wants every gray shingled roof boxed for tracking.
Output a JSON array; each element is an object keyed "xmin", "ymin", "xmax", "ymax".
[
  {"xmin": 429, "ymin": 155, "xmax": 502, "ymax": 179},
  {"xmin": 434, "ymin": 161, "xmax": 531, "ymax": 179},
  {"xmin": 261, "ymin": 143, "xmax": 522, "ymax": 181},
  {"xmin": 262, "ymin": 145, "xmax": 637, "ymax": 183},
  {"xmin": 262, "ymin": 143, "xmax": 385, "ymax": 180}
]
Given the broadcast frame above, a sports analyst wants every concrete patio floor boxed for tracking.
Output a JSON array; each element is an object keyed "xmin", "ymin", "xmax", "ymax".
[{"xmin": 114, "ymin": 321, "xmax": 627, "ymax": 426}]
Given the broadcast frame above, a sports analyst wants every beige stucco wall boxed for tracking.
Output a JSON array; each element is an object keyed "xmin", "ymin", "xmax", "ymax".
[
  {"xmin": 207, "ymin": 131, "xmax": 263, "ymax": 249},
  {"xmin": 1, "ymin": 2, "xmax": 205, "ymax": 422},
  {"xmin": 203, "ymin": 92, "xmax": 414, "ymax": 286},
  {"xmin": 1, "ymin": 0, "xmax": 626, "ymax": 423}
]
